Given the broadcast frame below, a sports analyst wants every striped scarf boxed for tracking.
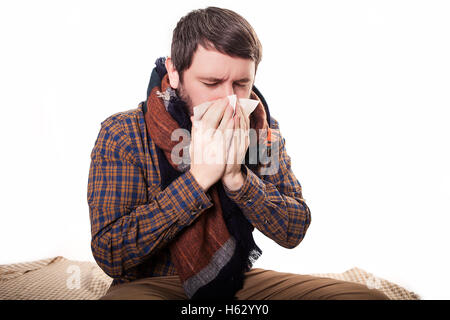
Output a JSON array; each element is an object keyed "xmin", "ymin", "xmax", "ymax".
[{"xmin": 143, "ymin": 57, "xmax": 271, "ymax": 300}]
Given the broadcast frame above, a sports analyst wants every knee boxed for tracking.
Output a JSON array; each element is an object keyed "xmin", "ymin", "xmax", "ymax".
[
  {"xmin": 99, "ymin": 290, "xmax": 166, "ymax": 300},
  {"xmin": 361, "ymin": 288, "xmax": 390, "ymax": 300},
  {"xmin": 98, "ymin": 283, "xmax": 167, "ymax": 300}
]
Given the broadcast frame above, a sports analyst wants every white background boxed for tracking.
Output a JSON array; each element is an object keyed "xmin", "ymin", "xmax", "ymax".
[{"xmin": 1, "ymin": 0, "xmax": 449, "ymax": 299}]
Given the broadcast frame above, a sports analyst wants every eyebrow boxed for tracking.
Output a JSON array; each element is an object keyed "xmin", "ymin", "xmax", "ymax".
[{"xmin": 199, "ymin": 77, "xmax": 251, "ymax": 83}]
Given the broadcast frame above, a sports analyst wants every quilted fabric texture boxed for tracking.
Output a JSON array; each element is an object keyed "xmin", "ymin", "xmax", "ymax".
[{"xmin": 0, "ymin": 256, "xmax": 420, "ymax": 300}]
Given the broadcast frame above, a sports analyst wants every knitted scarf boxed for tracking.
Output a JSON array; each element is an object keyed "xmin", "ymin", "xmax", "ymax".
[{"xmin": 143, "ymin": 57, "xmax": 271, "ymax": 300}]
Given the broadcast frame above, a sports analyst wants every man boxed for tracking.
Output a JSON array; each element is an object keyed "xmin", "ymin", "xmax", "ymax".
[{"xmin": 88, "ymin": 6, "xmax": 389, "ymax": 300}]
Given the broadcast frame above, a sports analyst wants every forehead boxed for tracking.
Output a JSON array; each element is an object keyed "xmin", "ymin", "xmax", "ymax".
[{"xmin": 188, "ymin": 44, "xmax": 255, "ymax": 80}]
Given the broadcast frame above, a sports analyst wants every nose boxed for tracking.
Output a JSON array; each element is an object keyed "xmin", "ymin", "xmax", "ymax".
[
  {"xmin": 211, "ymin": 82, "xmax": 235, "ymax": 101},
  {"xmin": 221, "ymin": 82, "xmax": 234, "ymax": 97}
]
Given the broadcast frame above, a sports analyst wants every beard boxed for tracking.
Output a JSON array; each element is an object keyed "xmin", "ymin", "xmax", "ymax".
[{"xmin": 175, "ymin": 82, "xmax": 194, "ymax": 117}]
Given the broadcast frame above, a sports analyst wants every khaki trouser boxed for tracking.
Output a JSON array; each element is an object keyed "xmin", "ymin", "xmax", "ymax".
[{"xmin": 99, "ymin": 268, "xmax": 389, "ymax": 300}]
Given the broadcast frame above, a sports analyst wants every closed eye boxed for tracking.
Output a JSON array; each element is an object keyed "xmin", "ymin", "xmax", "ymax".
[
  {"xmin": 202, "ymin": 82, "xmax": 247, "ymax": 88},
  {"xmin": 202, "ymin": 82, "xmax": 218, "ymax": 87}
]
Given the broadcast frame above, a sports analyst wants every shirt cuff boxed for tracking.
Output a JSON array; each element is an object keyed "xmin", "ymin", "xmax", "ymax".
[
  {"xmin": 223, "ymin": 166, "xmax": 266, "ymax": 209},
  {"xmin": 162, "ymin": 170, "xmax": 213, "ymax": 226}
]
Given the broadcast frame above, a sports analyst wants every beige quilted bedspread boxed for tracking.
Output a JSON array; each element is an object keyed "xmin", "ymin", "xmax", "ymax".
[{"xmin": 0, "ymin": 256, "xmax": 420, "ymax": 300}]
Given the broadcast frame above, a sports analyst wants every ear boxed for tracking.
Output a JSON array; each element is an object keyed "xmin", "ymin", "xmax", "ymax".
[{"xmin": 165, "ymin": 57, "xmax": 180, "ymax": 89}]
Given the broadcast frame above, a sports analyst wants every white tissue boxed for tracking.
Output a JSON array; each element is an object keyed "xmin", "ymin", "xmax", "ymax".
[
  {"xmin": 192, "ymin": 94, "xmax": 259, "ymax": 123},
  {"xmin": 228, "ymin": 94, "xmax": 237, "ymax": 115},
  {"xmin": 237, "ymin": 96, "xmax": 259, "ymax": 118}
]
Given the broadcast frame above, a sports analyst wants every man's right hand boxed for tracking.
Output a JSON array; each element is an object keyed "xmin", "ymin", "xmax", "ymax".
[{"xmin": 189, "ymin": 97, "xmax": 235, "ymax": 191}]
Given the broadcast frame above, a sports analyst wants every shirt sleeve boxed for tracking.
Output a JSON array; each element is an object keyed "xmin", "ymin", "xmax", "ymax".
[
  {"xmin": 87, "ymin": 120, "xmax": 213, "ymax": 279},
  {"xmin": 223, "ymin": 117, "xmax": 311, "ymax": 249}
]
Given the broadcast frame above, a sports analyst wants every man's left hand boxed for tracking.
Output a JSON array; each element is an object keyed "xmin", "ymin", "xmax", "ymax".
[{"xmin": 221, "ymin": 101, "xmax": 250, "ymax": 191}]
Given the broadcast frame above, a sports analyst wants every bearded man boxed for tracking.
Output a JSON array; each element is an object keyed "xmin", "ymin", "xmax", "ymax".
[{"xmin": 88, "ymin": 6, "xmax": 388, "ymax": 300}]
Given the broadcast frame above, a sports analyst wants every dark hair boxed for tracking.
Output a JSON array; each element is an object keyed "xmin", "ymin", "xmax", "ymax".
[{"xmin": 171, "ymin": 7, "xmax": 262, "ymax": 82}]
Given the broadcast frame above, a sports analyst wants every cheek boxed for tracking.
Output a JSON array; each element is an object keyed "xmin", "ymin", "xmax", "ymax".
[
  {"xmin": 236, "ymin": 86, "xmax": 252, "ymax": 99},
  {"xmin": 191, "ymin": 86, "xmax": 223, "ymax": 105},
  {"xmin": 206, "ymin": 86, "xmax": 251, "ymax": 101},
  {"xmin": 183, "ymin": 82, "xmax": 209, "ymax": 106},
  {"xmin": 185, "ymin": 83, "xmax": 251, "ymax": 106}
]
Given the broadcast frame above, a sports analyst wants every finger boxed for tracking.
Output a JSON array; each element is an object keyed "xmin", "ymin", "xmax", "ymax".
[
  {"xmin": 235, "ymin": 117, "xmax": 242, "ymax": 164},
  {"xmin": 216, "ymin": 104, "xmax": 233, "ymax": 159},
  {"xmin": 190, "ymin": 116, "xmax": 195, "ymax": 140},
  {"xmin": 237, "ymin": 103, "xmax": 243, "ymax": 126},
  {"xmin": 189, "ymin": 116, "xmax": 196, "ymax": 164},
  {"xmin": 239, "ymin": 113, "xmax": 248, "ymax": 156},
  {"xmin": 234, "ymin": 106, "xmax": 241, "ymax": 129},
  {"xmin": 202, "ymin": 97, "xmax": 229, "ymax": 130},
  {"xmin": 228, "ymin": 112, "xmax": 240, "ymax": 164},
  {"xmin": 192, "ymin": 101, "xmax": 213, "ymax": 122},
  {"xmin": 244, "ymin": 108, "xmax": 250, "ymax": 131},
  {"xmin": 218, "ymin": 104, "xmax": 234, "ymax": 132},
  {"xmin": 236, "ymin": 102, "xmax": 249, "ymax": 131},
  {"xmin": 223, "ymin": 110, "xmax": 235, "ymax": 151},
  {"xmin": 237, "ymin": 110, "xmax": 244, "ymax": 150},
  {"xmin": 236, "ymin": 106, "xmax": 248, "ymax": 160},
  {"xmin": 237, "ymin": 101, "xmax": 249, "ymax": 131}
]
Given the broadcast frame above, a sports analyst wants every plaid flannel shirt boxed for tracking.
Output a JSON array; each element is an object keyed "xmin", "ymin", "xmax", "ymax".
[{"xmin": 87, "ymin": 103, "xmax": 311, "ymax": 286}]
